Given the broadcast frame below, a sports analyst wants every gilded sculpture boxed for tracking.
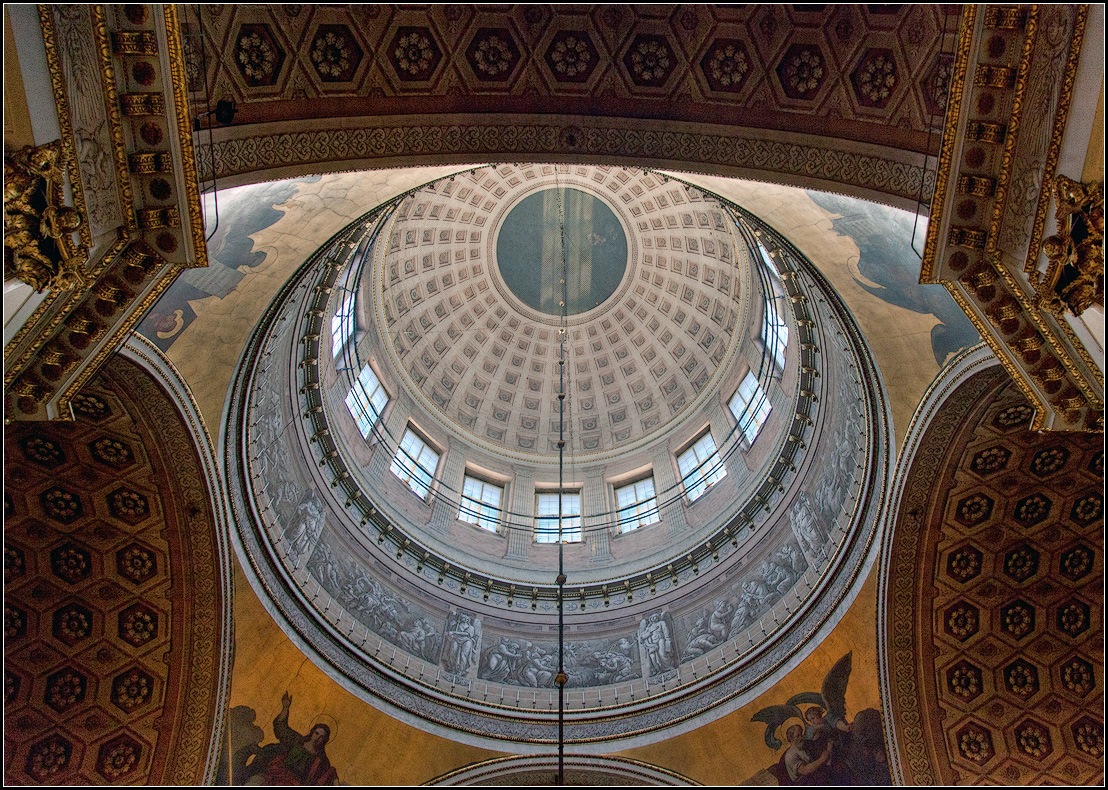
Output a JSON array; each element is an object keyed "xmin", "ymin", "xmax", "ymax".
[
  {"xmin": 1038, "ymin": 175, "xmax": 1104, "ymax": 317},
  {"xmin": 4, "ymin": 141, "xmax": 87, "ymax": 292}
]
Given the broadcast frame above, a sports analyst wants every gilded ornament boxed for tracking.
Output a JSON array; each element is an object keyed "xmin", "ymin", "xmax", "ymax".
[
  {"xmin": 984, "ymin": 6, "xmax": 1028, "ymax": 30},
  {"xmin": 1037, "ymin": 176, "xmax": 1103, "ymax": 317},
  {"xmin": 110, "ymin": 31, "xmax": 158, "ymax": 55},
  {"xmin": 4, "ymin": 142, "xmax": 88, "ymax": 292},
  {"xmin": 949, "ymin": 227, "xmax": 987, "ymax": 249},
  {"xmin": 974, "ymin": 64, "xmax": 1016, "ymax": 89},
  {"xmin": 957, "ymin": 175, "xmax": 997, "ymax": 197},
  {"xmin": 120, "ymin": 92, "xmax": 166, "ymax": 116},
  {"xmin": 128, "ymin": 152, "xmax": 173, "ymax": 174},
  {"xmin": 966, "ymin": 121, "xmax": 1006, "ymax": 144}
]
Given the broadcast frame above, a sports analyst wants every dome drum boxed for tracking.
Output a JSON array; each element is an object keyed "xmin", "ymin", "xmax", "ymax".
[{"xmin": 225, "ymin": 165, "xmax": 891, "ymax": 749}]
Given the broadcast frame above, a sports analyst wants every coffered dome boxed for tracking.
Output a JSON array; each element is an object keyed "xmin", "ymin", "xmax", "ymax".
[
  {"xmin": 225, "ymin": 165, "xmax": 891, "ymax": 751},
  {"xmin": 372, "ymin": 164, "xmax": 750, "ymax": 463}
]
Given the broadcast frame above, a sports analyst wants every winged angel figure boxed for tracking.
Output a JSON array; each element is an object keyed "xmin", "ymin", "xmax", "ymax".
[{"xmin": 750, "ymin": 653, "xmax": 890, "ymax": 785}]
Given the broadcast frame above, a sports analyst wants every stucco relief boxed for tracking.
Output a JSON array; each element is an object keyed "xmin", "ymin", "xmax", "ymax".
[
  {"xmin": 48, "ymin": 5, "xmax": 123, "ymax": 238},
  {"xmin": 996, "ymin": 5, "xmax": 1079, "ymax": 261}
]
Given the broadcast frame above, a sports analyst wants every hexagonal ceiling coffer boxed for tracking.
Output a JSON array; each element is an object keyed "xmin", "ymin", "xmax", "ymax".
[
  {"xmin": 954, "ymin": 721, "xmax": 996, "ymax": 764},
  {"xmin": 1058, "ymin": 655, "xmax": 1096, "ymax": 698},
  {"xmin": 110, "ymin": 665, "xmax": 156, "ymax": 713},
  {"xmin": 1055, "ymin": 598, "xmax": 1091, "ymax": 639},
  {"xmin": 970, "ymin": 445, "xmax": 1011, "ymax": 476},
  {"xmin": 1000, "ymin": 598, "xmax": 1036, "ymax": 640},
  {"xmin": 233, "ymin": 24, "xmax": 285, "ymax": 87},
  {"xmin": 44, "ymin": 666, "xmax": 88, "ymax": 713},
  {"xmin": 776, "ymin": 43, "xmax": 828, "ymax": 100},
  {"xmin": 71, "ymin": 392, "xmax": 113, "ymax": 421},
  {"xmin": 700, "ymin": 38, "xmax": 751, "ymax": 93},
  {"xmin": 1069, "ymin": 492, "xmax": 1102, "ymax": 527},
  {"xmin": 50, "ymin": 541, "xmax": 93, "ymax": 584},
  {"xmin": 88, "ymin": 435, "xmax": 135, "ymax": 468},
  {"xmin": 544, "ymin": 31, "xmax": 598, "ymax": 83},
  {"xmin": 992, "ymin": 403, "xmax": 1034, "ymax": 431},
  {"xmin": 309, "ymin": 25, "xmax": 362, "ymax": 83},
  {"xmin": 1029, "ymin": 445, "xmax": 1070, "ymax": 477},
  {"xmin": 946, "ymin": 659, "xmax": 985, "ymax": 702},
  {"xmin": 389, "ymin": 27, "xmax": 442, "ymax": 82},
  {"xmin": 1059, "ymin": 543, "xmax": 1095, "ymax": 581},
  {"xmin": 117, "ymin": 603, "xmax": 159, "ymax": 647},
  {"xmin": 466, "ymin": 28, "xmax": 520, "ymax": 82},
  {"xmin": 106, "ymin": 487, "xmax": 151, "ymax": 525},
  {"xmin": 96, "ymin": 733, "xmax": 145, "ymax": 782},
  {"xmin": 944, "ymin": 600, "xmax": 981, "ymax": 641},
  {"xmin": 52, "ymin": 601, "xmax": 94, "ymax": 646},
  {"xmin": 40, "ymin": 487, "xmax": 84, "ymax": 525},
  {"xmin": 1002, "ymin": 658, "xmax": 1040, "ymax": 701},
  {"xmin": 24, "ymin": 733, "xmax": 75, "ymax": 783},
  {"xmin": 946, "ymin": 543, "xmax": 984, "ymax": 583},
  {"xmin": 954, "ymin": 492, "xmax": 994, "ymax": 527},
  {"xmin": 115, "ymin": 542, "xmax": 159, "ymax": 585},
  {"xmin": 850, "ymin": 48, "xmax": 899, "ymax": 109},
  {"xmin": 1002, "ymin": 543, "xmax": 1040, "ymax": 583},
  {"xmin": 623, "ymin": 34, "xmax": 677, "ymax": 87},
  {"xmin": 1013, "ymin": 718, "xmax": 1054, "ymax": 761},
  {"xmin": 1013, "ymin": 492, "xmax": 1051, "ymax": 528},
  {"xmin": 19, "ymin": 434, "xmax": 68, "ymax": 468}
]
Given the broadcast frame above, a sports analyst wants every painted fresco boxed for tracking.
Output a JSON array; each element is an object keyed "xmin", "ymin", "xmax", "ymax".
[
  {"xmin": 226, "ymin": 695, "xmax": 340, "ymax": 785},
  {"xmin": 136, "ymin": 177, "xmax": 318, "ymax": 352},
  {"xmin": 307, "ymin": 538, "xmax": 444, "ymax": 666},
  {"xmin": 479, "ymin": 633, "xmax": 643, "ymax": 688},
  {"xmin": 805, "ymin": 191, "xmax": 980, "ymax": 367},
  {"xmin": 753, "ymin": 653, "xmax": 891, "ymax": 786}
]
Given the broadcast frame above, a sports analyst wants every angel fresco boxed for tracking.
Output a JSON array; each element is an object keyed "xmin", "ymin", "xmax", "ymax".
[{"xmin": 751, "ymin": 653, "xmax": 890, "ymax": 786}]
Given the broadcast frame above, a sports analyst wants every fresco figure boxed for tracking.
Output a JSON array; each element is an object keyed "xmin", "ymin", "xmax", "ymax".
[
  {"xmin": 399, "ymin": 617, "xmax": 438, "ymax": 663},
  {"xmin": 483, "ymin": 638, "xmax": 524, "ymax": 682},
  {"xmin": 238, "ymin": 693, "xmax": 338, "ymax": 785},
  {"xmin": 682, "ymin": 598, "xmax": 732, "ymax": 660},
  {"xmin": 592, "ymin": 648, "xmax": 635, "ymax": 684},
  {"xmin": 752, "ymin": 652, "xmax": 889, "ymax": 786},
  {"xmin": 287, "ymin": 492, "xmax": 324, "ymax": 568},
  {"xmin": 783, "ymin": 723, "xmax": 833, "ymax": 783}
]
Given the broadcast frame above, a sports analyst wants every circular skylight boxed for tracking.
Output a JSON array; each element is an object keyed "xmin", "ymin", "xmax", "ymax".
[{"xmin": 495, "ymin": 187, "xmax": 628, "ymax": 316}]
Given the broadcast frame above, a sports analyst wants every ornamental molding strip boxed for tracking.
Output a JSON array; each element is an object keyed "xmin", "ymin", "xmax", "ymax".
[{"xmin": 195, "ymin": 119, "xmax": 937, "ymax": 211}]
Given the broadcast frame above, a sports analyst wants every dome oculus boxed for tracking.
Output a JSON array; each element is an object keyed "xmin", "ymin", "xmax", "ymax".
[{"xmin": 495, "ymin": 187, "xmax": 628, "ymax": 315}]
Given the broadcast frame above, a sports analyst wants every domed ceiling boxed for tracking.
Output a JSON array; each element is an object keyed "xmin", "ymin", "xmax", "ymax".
[
  {"xmin": 372, "ymin": 164, "xmax": 749, "ymax": 463},
  {"xmin": 225, "ymin": 164, "xmax": 892, "ymax": 750}
]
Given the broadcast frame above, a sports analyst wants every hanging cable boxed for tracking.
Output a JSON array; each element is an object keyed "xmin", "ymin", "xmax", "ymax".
[{"xmin": 554, "ymin": 171, "xmax": 569, "ymax": 787}]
